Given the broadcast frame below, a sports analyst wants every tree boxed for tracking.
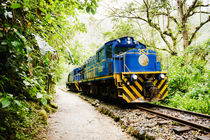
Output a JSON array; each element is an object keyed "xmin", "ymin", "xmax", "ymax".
[
  {"xmin": 103, "ymin": 20, "xmax": 140, "ymax": 40},
  {"xmin": 108, "ymin": 0, "xmax": 210, "ymax": 55}
]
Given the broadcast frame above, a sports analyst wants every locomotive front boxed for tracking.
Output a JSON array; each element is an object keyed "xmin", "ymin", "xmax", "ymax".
[{"xmin": 113, "ymin": 37, "xmax": 168, "ymax": 103}]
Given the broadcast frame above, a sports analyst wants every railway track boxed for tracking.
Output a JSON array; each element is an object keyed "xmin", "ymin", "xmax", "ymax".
[
  {"xmin": 148, "ymin": 103, "xmax": 210, "ymax": 118},
  {"xmin": 136, "ymin": 104, "xmax": 210, "ymax": 133}
]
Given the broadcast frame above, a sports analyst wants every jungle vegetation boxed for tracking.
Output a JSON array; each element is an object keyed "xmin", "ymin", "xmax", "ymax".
[
  {"xmin": 0, "ymin": 0, "xmax": 209, "ymax": 139},
  {"xmin": 0, "ymin": 0, "xmax": 98, "ymax": 139}
]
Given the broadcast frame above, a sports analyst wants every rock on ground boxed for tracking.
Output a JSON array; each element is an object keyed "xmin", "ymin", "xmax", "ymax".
[{"xmin": 47, "ymin": 88, "xmax": 135, "ymax": 140}]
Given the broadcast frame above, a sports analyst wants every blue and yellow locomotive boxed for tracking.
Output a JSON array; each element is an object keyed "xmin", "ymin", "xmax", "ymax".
[{"xmin": 66, "ymin": 36, "xmax": 168, "ymax": 103}]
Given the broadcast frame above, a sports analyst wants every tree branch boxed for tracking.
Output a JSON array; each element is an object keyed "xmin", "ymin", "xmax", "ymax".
[
  {"xmin": 185, "ymin": 0, "xmax": 198, "ymax": 19},
  {"xmin": 142, "ymin": 0, "xmax": 174, "ymax": 53},
  {"xmin": 194, "ymin": 4, "xmax": 210, "ymax": 8},
  {"xmin": 189, "ymin": 11, "xmax": 210, "ymax": 17},
  {"xmin": 177, "ymin": 0, "xmax": 184, "ymax": 20},
  {"xmin": 155, "ymin": 13, "xmax": 178, "ymax": 25},
  {"xmin": 149, "ymin": 22, "xmax": 174, "ymax": 53},
  {"xmin": 143, "ymin": 0, "xmax": 150, "ymax": 22},
  {"xmin": 189, "ymin": 16, "xmax": 210, "ymax": 45},
  {"xmin": 110, "ymin": 14, "xmax": 148, "ymax": 22}
]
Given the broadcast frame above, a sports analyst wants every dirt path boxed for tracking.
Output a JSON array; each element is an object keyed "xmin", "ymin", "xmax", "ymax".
[{"xmin": 47, "ymin": 88, "xmax": 135, "ymax": 140}]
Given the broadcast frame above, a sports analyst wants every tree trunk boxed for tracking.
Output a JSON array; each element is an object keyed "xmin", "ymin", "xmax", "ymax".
[{"xmin": 182, "ymin": 23, "xmax": 189, "ymax": 49}]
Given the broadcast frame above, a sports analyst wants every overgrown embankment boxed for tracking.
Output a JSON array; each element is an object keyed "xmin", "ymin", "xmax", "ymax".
[{"xmin": 158, "ymin": 40, "xmax": 210, "ymax": 114}]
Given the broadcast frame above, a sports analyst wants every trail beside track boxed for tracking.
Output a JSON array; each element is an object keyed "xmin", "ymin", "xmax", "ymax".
[{"xmin": 46, "ymin": 87, "xmax": 135, "ymax": 140}]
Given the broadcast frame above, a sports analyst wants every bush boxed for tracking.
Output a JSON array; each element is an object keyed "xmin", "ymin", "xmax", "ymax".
[{"xmin": 160, "ymin": 39, "xmax": 210, "ymax": 114}]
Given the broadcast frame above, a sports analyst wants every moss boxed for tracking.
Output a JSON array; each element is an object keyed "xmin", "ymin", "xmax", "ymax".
[
  {"xmin": 51, "ymin": 108, "xmax": 57, "ymax": 113},
  {"xmin": 119, "ymin": 120, "xmax": 123, "ymax": 125},
  {"xmin": 38, "ymin": 110, "xmax": 48, "ymax": 121},
  {"xmin": 31, "ymin": 102, "xmax": 41, "ymax": 110},
  {"xmin": 103, "ymin": 108, "xmax": 109, "ymax": 115},
  {"xmin": 97, "ymin": 107, "xmax": 102, "ymax": 112},
  {"xmin": 172, "ymin": 121, "xmax": 179, "ymax": 125},
  {"xmin": 126, "ymin": 126, "xmax": 133, "ymax": 134},
  {"xmin": 102, "ymin": 108, "xmax": 106, "ymax": 114},
  {"xmin": 50, "ymin": 102, "xmax": 58, "ymax": 109},
  {"xmin": 110, "ymin": 112, "xmax": 114, "ymax": 118},
  {"xmin": 106, "ymin": 110, "xmax": 110, "ymax": 115},
  {"xmin": 121, "ymin": 125, "xmax": 126, "ymax": 130},
  {"xmin": 45, "ymin": 105, "xmax": 51, "ymax": 113}
]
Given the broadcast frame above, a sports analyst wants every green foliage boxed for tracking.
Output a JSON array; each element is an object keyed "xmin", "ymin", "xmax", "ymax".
[
  {"xmin": 0, "ymin": 0, "xmax": 99, "ymax": 139},
  {"xmin": 11, "ymin": 3, "xmax": 21, "ymax": 9},
  {"xmin": 103, "ymin": 20, "xmax": 140, "ymax": 41},
  {"xmin": 160, "ymin": 39, "xmax": 210, "ymax": 114},
  {"xmin": 0, "ymin": 96, "xmax": 12, "ymax": 108}
]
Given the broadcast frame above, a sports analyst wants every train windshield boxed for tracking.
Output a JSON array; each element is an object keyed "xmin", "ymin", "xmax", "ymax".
[{"xmin": 114, "ymin": 46, "xmax": 136, "ymax": 55}]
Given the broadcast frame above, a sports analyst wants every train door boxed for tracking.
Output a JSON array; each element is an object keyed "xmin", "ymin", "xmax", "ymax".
[
  {"xmin": 96, "ymin": 47, "xmax": 105, "ymax": 76},
  {"xmin": 105, "ymin": 44, "xmax": 113, "ymax": 75}
]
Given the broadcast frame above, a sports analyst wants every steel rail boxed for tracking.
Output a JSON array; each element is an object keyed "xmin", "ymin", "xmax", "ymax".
[
  {"xmin": 136, "ymin": 105, "xmax": 210, "ymax": 132},
  {"xmin": 147, "ymin": 103, "xmax": 210, "ymax": 119}
]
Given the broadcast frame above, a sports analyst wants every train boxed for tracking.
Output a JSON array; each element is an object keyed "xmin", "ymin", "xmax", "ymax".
[{"xmin": 66, "ymin": 36, "xmax": 168, "ymax": 103}]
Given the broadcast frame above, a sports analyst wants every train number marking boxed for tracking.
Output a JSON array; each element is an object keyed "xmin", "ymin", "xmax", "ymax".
[{"xmin": 138, "ymin": 49, "xmax": 149, "ymax": 55}]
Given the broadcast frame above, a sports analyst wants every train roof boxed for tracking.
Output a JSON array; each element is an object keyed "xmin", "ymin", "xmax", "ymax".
[
  {"xmin": 83, "ymin": 36, "xmax": 146, "ymax": 65},
  {"xmin": 105, "ymin": 36, "xmax": 134, "ymax": 45},
  {"xmin": 96, "ymin": 36, "xmax": 146, "ymax": 53}
]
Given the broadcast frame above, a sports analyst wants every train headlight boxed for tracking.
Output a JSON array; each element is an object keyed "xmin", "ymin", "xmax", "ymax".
[
  {"xmin": 127, "ymin": 81, "xmax": 130, "ymax": 85},
  {"xmin": 131, "ymin": 74, "xmax": 138, "ymax": 81},
  {"xmin": 138, "ymin": 54, "xmax": 149, "ymax": 66},
  {"xmin": 159, "ymin": 73, "xmax": 165, "ymax": 79},
  {"xmin": 127, "ymin": 37, "xmax": 131, "ymax": 44}
]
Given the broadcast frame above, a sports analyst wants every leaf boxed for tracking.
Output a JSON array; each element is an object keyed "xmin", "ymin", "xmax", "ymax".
[
  {"xmin": 90, "ymin": 7, "xmax": 96, "ymax": 14},
  {"xmin": 1, "ymin": 42, "xmax": 7, "ymax": 45},
  {"xmin": 37, "ymin": 93, "xmax": 43, "ymax": 98},
  {"xmin": 23, "ymin": 80, "xmax": 30, "ymax": 86},
  {"xmin": 11, "ymin": 3, "xmax": 21, "ymax": 9},
  {"xmin": 41, "ymin": 98, "xmax": 47, "ymax": 106},
  {"xmin": 0, "ymin": 32, "xmax": 3, "ymax": 38},
  {"xmin": 1, "ymin": 98, "xmax": 11, "ymax": 108},
  {"xmin": 11, "ymin": 41, "xmax": 20, "ymax": 47},
  {"xmin": 39, "ymin": 7, "xmax": 47, "ymax": 14},
  {"xmin": 86, "ymin": 6, "xmax": 90, "ymax": 13},
  {"xmin": 14, "ymin": 100, "xmax": 22, "ymax": 107},
  {"xmin": 45, "ymin": 14, "xmax": 51, "ymax": 21}
]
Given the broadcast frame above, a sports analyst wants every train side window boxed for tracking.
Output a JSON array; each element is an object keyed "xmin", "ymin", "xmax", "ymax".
[
  {"xmin": 97, "ymin": 48, "xmax": 104, "ymax": 62},
  {"xmin": 101, "ymin": 48, "xmax": 104, "ymax": 61},
  {"xmin": 106, "ymin": 44, "xmax": 112, "ymax": 59},
  {"xmin": 97, "ymin": 51, "xmax": 101, "ymax": 62}
]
